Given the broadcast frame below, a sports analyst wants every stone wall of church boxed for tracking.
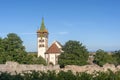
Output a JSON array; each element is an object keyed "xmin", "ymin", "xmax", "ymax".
[{"xmin": 1, "ymin": 61, "xmax": 120, "ymax": 74}]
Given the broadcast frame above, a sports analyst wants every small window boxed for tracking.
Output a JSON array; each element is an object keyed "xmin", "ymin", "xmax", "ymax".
[
  {"xmin": 39, "ymin": 40, "xmax": 41, "ymax": 42},
  {"xmin": 39, "ymin": 45, "xmax": 41, "ymax": 47},
  {"xmin": 39, "ymin": 45, "xmax": 42, "ymax": 47},
  {"xmin": 39, "ymin": 44, "xmax": 44, "ymax": 47},
  {"xmin": 39, "ymin": 39, "xmax": 44, "ymax": 42},
  {"xmin": 42, "ymin": 40, "xmax": 44, "ymax": 42}
]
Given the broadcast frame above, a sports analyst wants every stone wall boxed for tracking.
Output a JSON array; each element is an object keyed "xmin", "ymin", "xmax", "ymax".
[
  {"xmin": 1, "ymin": 61, "xmax": 120, "ymax": 74},
  {"xmin": 0, "ymin": 61, "xmax": 60, "ymax": 73},
  {"xmin": 64, "ymin": 64, "xmax": 118, "ymax": 74}
]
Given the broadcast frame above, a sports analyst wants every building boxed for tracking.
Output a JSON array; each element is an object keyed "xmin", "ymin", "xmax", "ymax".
[{"xmin": 37, "ymin": 18, "xmax": 63, "ymax": 65}]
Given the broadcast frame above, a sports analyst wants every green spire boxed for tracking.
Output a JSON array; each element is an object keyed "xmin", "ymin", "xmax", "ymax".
[{"xmin": 40, "ymin": 17, "xmax": 46, "ymax": 32}]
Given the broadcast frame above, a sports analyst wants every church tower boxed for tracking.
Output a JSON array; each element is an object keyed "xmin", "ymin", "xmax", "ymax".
[{"xmin": 37, "ymin": 18, "xmax": 48, "ymax": 58}]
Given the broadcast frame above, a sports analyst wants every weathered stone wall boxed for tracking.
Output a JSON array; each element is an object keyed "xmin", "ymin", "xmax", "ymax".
[
  {"xmin": 64, "ymin": 64, "xmax": 118, "ymax": 74},
  {"xmin": 1, "ymin": 61, "xmax": 120, "ymax": 74},
  {"xmin": 0, "ymin": 61, "xmax": 60, "ymax": 73}
]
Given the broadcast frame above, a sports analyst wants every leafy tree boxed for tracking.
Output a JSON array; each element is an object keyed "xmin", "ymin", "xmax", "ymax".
[
  {"xmin": 0, "ymin": 38, "xmax": 4, "ymax": 53},
  {"xmin": 2, "ymin": 33, "xmax": 27, "ymax": 63},
  {"xmin": 0, "ymin": 37, "xmax": 13, "ymax": 63},
  {"xmin": 58, "ymin": 40, "xmax": 89, "ymax": 66},
  {"xmin": 93, "ymin": 49, "xmax": 115, "ymax": 66},
  {"xmin": 0, "ymin": 33, "xmax": 46, "ymax": 65},
  {"xmin": 112, "ymin": 50, "xmax": 120, "ymax": 65},
  {"xmin": 24, "ymin": 54, "xmax": 47, "ymax": 65},
  {"xmin": 3, "ymin": 33, "xmax": 25, "ymax": 53}
]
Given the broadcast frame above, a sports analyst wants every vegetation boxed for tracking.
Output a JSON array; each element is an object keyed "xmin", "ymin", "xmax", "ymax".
[
  {"xmin": 24, "ymin": 54, "xmax": 46, "ymax": 65},
  {"xmin": 93, "ymin": 49, "xmax": 116, "ymax": 66},
  {"xmin": 112, "ymin": 50, "xmax": 120, "ymax": 66},
  {"xmin": 1, "ymin": 33, "xmax": 120, "ymax": 67},
  {"xmin": 0, "ymin": 33, "xmax": 46, "ymax": 65},
  {"xmin": 0, "ymin": 70, "xmax": 120, "ymax": 80},
  {"xmin": 93, "ymin": 49, "xmax": 120, "ymax": 66},
  {"xmin": 58, "ymin": 40, "xmax": 89, "ymax": 66},
  {"xmin": 1, "ymin": 33, "xmax": 120, "ymax": 79}
]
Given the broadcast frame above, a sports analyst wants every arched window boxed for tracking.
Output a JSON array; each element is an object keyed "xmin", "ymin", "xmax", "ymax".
[
  {"xmin": 39, "ymin": 39, "xmax": 44, "ymax": 42},
  {"xmin": 39, "ymin": 40, "xmax": 41, "ymax": 42},
  {"xmin": 39, "ymin": 44, "xmax": 44, "ymax": 47},
  {"xmin": 39, "ymin": 45, "xmax": 41, "ymax": 47},
  {"xmin": 42, "ymin": 39, "xmax": 44, "ymax": 42}
]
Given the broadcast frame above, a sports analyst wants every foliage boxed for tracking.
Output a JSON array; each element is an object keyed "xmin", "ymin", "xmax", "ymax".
[
  {"xmin": 76, "ymin": 72, "xmax": 93, "ymax": 80},
  {"xmin": 58, "ymin": 40, "xmax": 89, "ymax": 66},
  {"xmin": 24, "ymin": 54, "xmax": 47, "ymax": 65},
  {"xmin": 0, "ymin": 33, "xmax": 46, "ymax": 65},
  {"xmin": 112, "ymin": 50, "xmax": 120, "ymax": 66},
  {"xmin": 1, "ymin": 70, "xmax": 120, "ymax": 80},
  {"xmin": 57, "ymin": 70, "xmax": 76, "ymax": 80},
  {"xmin": 93, "ymin": 49, "xmax": 115, "ymax": 66},
  {"xmin": 0, "ymin": 33, "xmax": 26, "ymax": 63}
]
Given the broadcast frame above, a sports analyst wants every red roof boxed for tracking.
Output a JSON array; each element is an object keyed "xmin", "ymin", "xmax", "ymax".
[{"xmin": 46, "ymin": 42, "xmax": 61, "ymax": 54}]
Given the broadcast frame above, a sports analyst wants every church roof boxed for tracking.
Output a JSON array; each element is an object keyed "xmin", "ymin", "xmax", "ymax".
[
  {"xmin": 37, "ymin": 18, "xmax": 48, "ymax": 33},
  {"xmin": 46, "ymin": 41, "xmax": 62, "ymax": 54}
]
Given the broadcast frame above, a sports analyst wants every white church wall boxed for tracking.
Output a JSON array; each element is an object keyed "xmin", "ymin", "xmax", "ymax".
[
  {"xmin": 48, "ymin": 53, "xmax": 61, "ymax": 65},
  {"xmin": 37, "ymin": 37, "xmax": 48, "ymax": 58},
  {"xmin": 49, "ymin": 54, "xmax": 56, "ymax": 65}
]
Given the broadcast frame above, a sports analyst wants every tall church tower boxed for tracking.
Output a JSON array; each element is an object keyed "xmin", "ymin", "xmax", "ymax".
[{"xmin": 37, "ymin": 18, "xmax": 48, "ymax": 58}]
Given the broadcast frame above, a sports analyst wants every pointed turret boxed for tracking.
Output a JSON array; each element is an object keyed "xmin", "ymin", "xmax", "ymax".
[{"xmin": 37, "ymin": 18, "xmax": 48, "ymax": 33}]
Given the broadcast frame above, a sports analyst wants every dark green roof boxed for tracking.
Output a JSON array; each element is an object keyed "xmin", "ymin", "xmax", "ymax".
[{"xmin": 40, "ymin": 18, "xmax": 47, "ymax": 32}]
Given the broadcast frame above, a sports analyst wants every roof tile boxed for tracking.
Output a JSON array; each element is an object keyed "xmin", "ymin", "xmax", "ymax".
[{"xmin": 46, "ymin": 43, "xmax": 61, "ymax": 54}]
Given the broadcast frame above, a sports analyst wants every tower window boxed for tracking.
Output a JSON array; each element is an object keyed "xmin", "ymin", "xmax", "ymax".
[
  {"xmin": 39, "ymin": 40, "xmax": 41, "ymax": 42},
  {"xmin": 39, "ymin": 45, "xmax": 41, "ymax": 47},
  {"xmin": 42, "ymin": 40, "xmax": 44, "ymax": 42},
  {"xmin": 39, "ymin": 39, "xmax": 44, "ymax": 42},
  {"xmin": 39, "ymin": 44, "xmax": 44, "ymax": 47}
]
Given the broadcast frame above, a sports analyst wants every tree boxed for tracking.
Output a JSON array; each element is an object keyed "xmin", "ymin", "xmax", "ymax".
[
  {"xmin": 0, "ymin": 33, "xmax": 47, "ymax": 65},
  {"xmin": 4, "ymin": 33, "xmax": 25, "ymax": 53},
  {"xmin": 23, "ymin": 54, "xmax": 47, "ymax": 65},
  {"xmin": 0, "ymin": 38, "xmax": 5, "ymax": 53},
  {"xmin": 2, "ymin": 33, "xmax": 27, "ymax": 62},
  {"xmin": 112, "ymin": 50, "xmax": 120, "ymax": 66},
  {"xmin": 58, "ymin": 40, "xmax": 89, "ymax": 66},
  {"xmin": 0, "ymin": 33, "xmax": 27, "ymax": 63},
  {"xmin": 93, "ymin": 49, "xmax": 115, "ymax": 66}
]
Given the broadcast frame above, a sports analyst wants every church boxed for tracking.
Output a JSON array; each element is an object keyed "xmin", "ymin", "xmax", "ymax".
[{"xmin": 37, "ymin": 18, "xmax": 63, "ymax": 65}]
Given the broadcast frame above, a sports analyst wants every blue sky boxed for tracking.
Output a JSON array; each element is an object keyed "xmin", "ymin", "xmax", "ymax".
[{"xmin": 0, "ymin": 0, "xmax": 120, "ymax": 52}]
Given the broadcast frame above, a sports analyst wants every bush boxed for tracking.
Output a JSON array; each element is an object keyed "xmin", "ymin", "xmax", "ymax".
[
  {"xmin": 1, "ymin": 70, "xmax": 120, "ymax": 80},
  {"xmin": 93, "ymin": 49, "xmax": 115, "ymax": 66}
]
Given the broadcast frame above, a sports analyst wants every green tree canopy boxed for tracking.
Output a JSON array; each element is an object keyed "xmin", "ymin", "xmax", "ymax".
[
  {"xmin": 0, "ymin": 33, "xmax": 27, "ymax": 63},
  {"xmin": 93, "ymin": 49, "xmax": 115, "ymax": 66},
  {"xmin": 4, "ymin": 33, "xmax": 25, "ymax": 53},
  {"xmin": 24, "ymin": 54, "xmax": 47, "ymax": 65},
  {"xmin": 0, "ymin": 38, "xmax": 4, "ymax": 52},
  {"xmin": 58, "ymin": 40, "xmax": 89, "ymax": 66},
  {"xmin": 112, "ymin": 50, "xmax": 120, "ymax": 66},
  {"xmin": 0, "ymin": 33, "xmax": 46, "ymax": 65}
]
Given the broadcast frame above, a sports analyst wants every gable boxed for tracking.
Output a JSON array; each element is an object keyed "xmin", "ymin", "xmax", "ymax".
[{"xmin": 46, "ymin": 41, "xmax": 62, "ymax": 54}]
